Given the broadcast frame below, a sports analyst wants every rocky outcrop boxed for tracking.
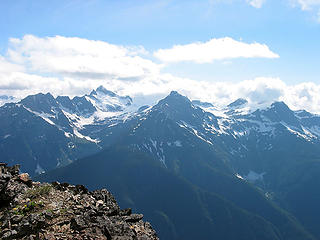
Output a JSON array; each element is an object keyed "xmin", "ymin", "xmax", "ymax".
[{"xmin": 0, "ymin": 163, "xmax": 159, "ymax": 240}]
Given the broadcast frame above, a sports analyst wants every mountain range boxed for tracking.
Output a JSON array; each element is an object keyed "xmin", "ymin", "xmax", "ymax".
[{"xmin": 1, "ymin": 86, "xmax": 320, "ymax": 239}]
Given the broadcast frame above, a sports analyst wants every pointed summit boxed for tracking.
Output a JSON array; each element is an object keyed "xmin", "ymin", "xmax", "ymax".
[
  {"xmin": 95, "ymin": 85, "xmax": 117, "ymax": 97},
  {"xmin": 158, "ymin": 91, "xmax": 191, "ymax": 107},
  {"xmin": 270, "ymin": 101, "xmax": 290, "ymax": 112},
  {"xmin": 154, "ymin": 91, "xmax": 190, "ymax": 110},
  {"xmin": 227, "ymin": 98, "xmax": 248, "ymax": 108},
  {"xmin": 89, "ymin": 85, "xmax": 117, "ymax": 97},
  {"xmin": 259, "ymin": 101, "xmax": 300, "ymax": 127},
  {"xmin": 87, "ymin": 86, "xmax": 132, "ymax": 112},
  {"xmin": 152, "ymin": 91, "xmax": 206, "ymax": 125},
  {"xmin": 169, "ymin": 90, "xmax": 180, "ymax": 96}
]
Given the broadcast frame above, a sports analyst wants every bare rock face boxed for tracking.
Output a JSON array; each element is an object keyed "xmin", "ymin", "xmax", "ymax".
[{"xmin": 0, "ymin": 163, "xmax": 159, "ymax": 240}]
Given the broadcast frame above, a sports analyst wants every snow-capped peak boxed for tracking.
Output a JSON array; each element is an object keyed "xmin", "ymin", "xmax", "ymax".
[
  {"xmin": 87, "ymin": 86, "xmax": 132, "ymax": 113},
  {"xmin": 92, "ymin": 85, "xmax": 117, "ymax": 97},
  {"xmin": 227, "ymin": 98, "xmax": 248, "ymax": 109},
  {"xmin": 157, "ymin": 91, "xmax": 191, "ymax": 107}
]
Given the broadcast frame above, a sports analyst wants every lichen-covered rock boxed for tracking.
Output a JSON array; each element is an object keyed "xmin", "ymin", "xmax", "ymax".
[{"xmin": 0, "ymin": 163, "xmax": 159, "ymax": 240}]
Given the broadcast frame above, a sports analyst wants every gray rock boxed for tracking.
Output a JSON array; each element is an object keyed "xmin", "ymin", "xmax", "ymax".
[
  {"xmin": 2, "ymin": 229, "xmax": 18, "ymax": 240},
  {"xmin": 124, "ymin": 214, "xmax": 144, "ymax": 223},
  {"xmin": 0, "ymin": 164, "xmax": 159, "ymax": 240},
  {"xmin": 120, "ymin": 208, "xmax": 132, "ymax": 216},
  {"xmin": 70, "ymin": 216, "xmax": 87, "ymax": 231}
]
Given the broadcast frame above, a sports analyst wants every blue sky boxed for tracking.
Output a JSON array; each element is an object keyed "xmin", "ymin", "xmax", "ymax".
[
  {"xmin": 1, "ymin": 0, "xmax": 320, "ymax": 112},
  {"xmin": 1, "ymin": 0, "xmax": 320, "ymax": 83}
]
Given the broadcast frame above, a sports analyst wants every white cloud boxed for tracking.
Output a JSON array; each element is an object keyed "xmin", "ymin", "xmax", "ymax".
[
  {"xmin": 7, "ymin": 35, "xmax": 160, "ymax": 80},
  {"xmin": 210, "ymin": 0, "xmax": 320, "ymax": 13},
  {"xmin": 246, "ymin": 0, "xmax": 266, "ymax": 8},
  {"xmin": 209, "ymin": 0, "xmax": 265, "ymax": 8},
  {"xmin": 88, "ymin": 75, "xmax": 320, "ymax": 115},
  {"xmin": 153, "ymin": 37, "xmax": 279, "ymax": 63},
  {"xmin": 2, "ymin": 70, "xmax": 320, "ymax": 114},
  {"xmin": 292, "ymin": 0, "xmax": 320, "ymax": 10},
  {"xmin": 290, "ymin": 0, "xmax": 320, "ymax": 21},
  {"xmin": 1, "ymin": 35, "xmax": 320, "ymax": 114},
  {"xmin": 0, "ymin": 56, "xmax": 24, "ymax": 73},
  {"xmin": 211, "ymin": 1, "xmax": 320, "ymax": 22}
]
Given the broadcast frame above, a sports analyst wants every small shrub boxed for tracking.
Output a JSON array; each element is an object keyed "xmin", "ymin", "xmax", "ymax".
[
  {"xmin": 12, "ymin": 201, "xmax": 40, "ymax": 215},
  {"xmin": 26, "ymin": 184, "xmax": 52, "ymax": 199},
  {"xmin": 60, "ymin": 208, "xmax": 68, "ymax": 215}
]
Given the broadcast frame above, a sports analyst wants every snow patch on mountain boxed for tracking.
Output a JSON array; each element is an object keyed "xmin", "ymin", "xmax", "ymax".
[
  {"xmin": 62, "ymin": 110, "xmax": 95, "ymax": 129},
  {"xmin": 167, "ymin": 140, "xmax": 183, "ymax": 147},
  {"xmin": 35, "ymin": 163, "xmax": 45, "ymax": 175},
  {"xmin": 174, "ymin": 140, "xmax": 182, "ymax": 147},
  {"xmin": 86, "ymin": 86, "xmax": 132, "ymax": 113},
  {"xmin": 3, "ymin": 134, "xmax": 11, "ymax": 139},
  {"xmin": 23, "ymin": 106, "xmax": 56, "ymax": 126},
  {"xmin": 246, "ymin": 120, "xmax": 276, "ymax": 136},
  {"xmin": 201, "ymin": 107, "xmax": 228, "ymax": 118},
  {"xmin": 177, "ymin": 121, "xmax": 213, "ymax": 145},
  {"xmin": 244, "ymin": 171, "xmax": 266, "ymax": 182},
  {"xmin": 236, "ymin": 173, "xmax": 244, "ymax": 180},
  {"xmin": 139, "ymin": 139, "xmax": 167, "ymax": 167},
  {"xmin": 306, "ymin": 126, "xmax": 320, "ymax": 138},
  {"xmin": 280, "ymin": 121, "xmax": 312, "ymax": 141},
  {"xmin": 73, "ymin": 128, "xmax": 100, "ymax": 143}
]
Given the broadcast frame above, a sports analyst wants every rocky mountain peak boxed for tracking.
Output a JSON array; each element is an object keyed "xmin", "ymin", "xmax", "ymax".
[
  {"xmin": 93, "ymin": 85, "xmax": 117, "ymax": 97},
  {"xmin": 251, "ymin": 101, "xmax": 301, "ymax": 127},
  {"xmin": 270, "ymin": 101, "xmax": 290, "ymax": 112},
  {"xmin": 263, "ymin": 101, "xmax": 295, "ymax": 121},
  {"xmin": 169, "ymin": 90, "xmax": 187, "ymax": 99},
  {"xmin": 227, "ymin": 98, "xmax": 248, "ymax": 108},
  {"xmin": 20, "ymin": 92, "xmax": 58, "ymax": 113},
  {"xmin": 0, "ymin": 163, "xmax": 159, "ymax": 240},
  {"xmin": 151, "ymin": 91, "xmax": 206, "ymax": 126},
  {"xmin": 157, "ymin": 91, "xmax": 191, "ymax": 107},
  {"xmin": 88, "ymin": 86, "xmax": 133, "ymax": 111},
  {"xmin": 22, "ymin": 92, "xmax": 56, "ymax": 103}
]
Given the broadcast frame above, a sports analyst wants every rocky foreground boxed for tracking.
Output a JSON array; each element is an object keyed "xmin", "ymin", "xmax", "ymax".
[{"xmin": 0, "ymin": 163, "xmax": 159, "ymax": 240}]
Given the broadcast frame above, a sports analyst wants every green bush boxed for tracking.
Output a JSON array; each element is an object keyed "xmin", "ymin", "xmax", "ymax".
[{"xmin": 26, "ymin": 184, "xmax": 52, "ymax": 199}]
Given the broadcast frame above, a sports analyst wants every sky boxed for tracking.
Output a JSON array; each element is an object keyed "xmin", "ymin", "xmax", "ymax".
[{"xmin": 1, "ymin": 0, "xmax": 320, "ymax": 112}]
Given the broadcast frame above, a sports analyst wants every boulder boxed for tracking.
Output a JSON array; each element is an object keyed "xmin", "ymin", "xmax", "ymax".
[{"xmin": 0, "ymin": 164, "xmax": 159, "ymax": 240}]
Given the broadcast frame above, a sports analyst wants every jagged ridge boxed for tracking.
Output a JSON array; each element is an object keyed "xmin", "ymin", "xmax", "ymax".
[{"xmin": 0, "ymin": 163, "xmax": 158, "ymax": 240}]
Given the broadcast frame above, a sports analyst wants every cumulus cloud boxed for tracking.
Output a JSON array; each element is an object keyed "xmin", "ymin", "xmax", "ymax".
[
  {"xmin": 246, "ymin": 0, "xmax": 266, "ymax": 8},
  {"xmin": 290, "ymin": 0, "xmax": 320, "ymax": 21},
  {"xmin": 153, "ymin": 37, "xmax": 279, "ymax": 63},
  {"xmin": 1, "ymin": 62, "xmax": 320, "ymax": 114},
  {"xmin": 7, "ymin": 35, "xmax": 160, "ymax": 80},
  {"xmin": 0, "ymin": 56, "xmax": 24, "ymax": 73},
  {"xmin": 111, "ymin": 76, "xmax": 320, "ymax": 114},
  {"xmin": 292, "ymin": 0, "xmax": 320, "ymax": 10},
  {"xmin": 1, "ymin": 35, "xmax": 320, "ymax": 114}
]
